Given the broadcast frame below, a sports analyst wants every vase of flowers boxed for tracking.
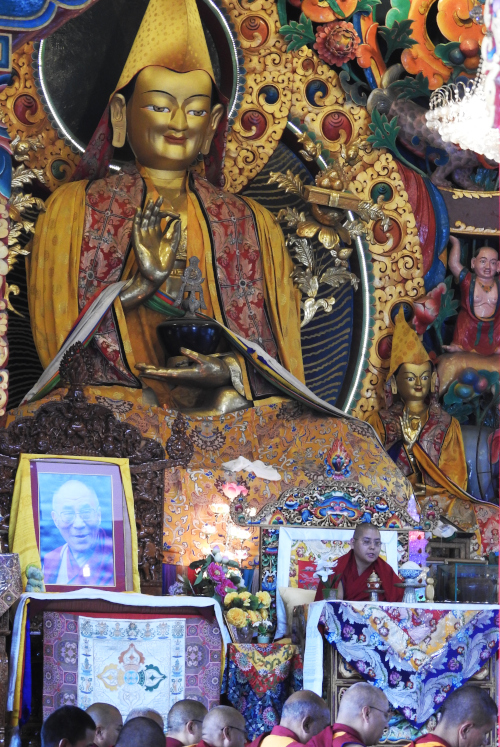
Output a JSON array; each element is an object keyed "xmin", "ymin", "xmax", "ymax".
[
  {"xmin": 254, "ymin": 618, "xmax": 273, "ymax": 643},
  {"xmin": 182, "ymin": 546, "xmax": 245, "ymax": 603},
  {"xmin": 224, "ymin": 589, "xmax": 272, "ymax": 643},
  {"xmin": 314, "ymin": 558, "xmax": 341, "ymax": 599}
]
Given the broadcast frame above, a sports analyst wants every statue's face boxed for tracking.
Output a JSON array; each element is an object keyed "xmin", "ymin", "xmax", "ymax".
[
  {"xmin": 395, "ymin": 361, "xmax": 432, "ymax": 403},
  {"xmin": 117, "ymin": 66, "xmax": 223, "ymax": 171},
  {"xmin": 471, "ymin": 248, "xmax": 498, "ymax": 282}
]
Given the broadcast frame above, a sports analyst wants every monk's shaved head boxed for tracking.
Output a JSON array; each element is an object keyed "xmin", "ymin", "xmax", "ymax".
[
  {"xmin": 116, "ymin": 717, "xmax": 164, "ymax": 747},
  {"xmin": 125, "ymin": 708, "xmax": 164, "ymax": 729},
  {"xmin": 86, "ymin": 703, "xmax": 122, "ymax": 747},
  {"xmin": 202, "ymin": 706, "xmax": 246, "ymax": 747},
  {"xmin": 280, "ymin": 691, "xmax": 330, "ymax": 743},
  {"xmin": 168, "ymin": 700, "xmax": 207, "ymax": 730},
  {"xmin": 337, "ymin": 683, "xmax": 390, "ymax": 746},
  {"xmin": 439, "ymin": 687, "xmax": 497, "ymax": 727},
  {"xmin": 353, "ymin": 524, "xmax": 381, "ymax": 539},
  {"xmin": 167, "ymin": 700, "xmax": 207, "ymax": 745},
  {"xmin": 86, "ymin": 703, "xmax": 122, "ymax": 728}
]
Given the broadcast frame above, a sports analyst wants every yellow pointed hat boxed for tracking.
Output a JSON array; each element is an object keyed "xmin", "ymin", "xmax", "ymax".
[
  {"xmin": 114, "ymin": 0, "xmax": 215, "ymax": 94},
  {"xmin": 388, "ymin": 307, "xmax": 430, "ymax": 380}
]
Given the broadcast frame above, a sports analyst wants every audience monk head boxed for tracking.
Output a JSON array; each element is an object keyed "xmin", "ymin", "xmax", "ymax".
[
  {"xmin": 125, "ymin": 708, "xmax": 164, "ymax": 730},
  {"xmin": 86, "ymin": 704, "xmax": 123, "ymax": 747},
  {"xmin": 350, "ymin": 525, "xmax": 382, "ymax": 571},
  {"xmin": 336, "ymin": 683, "xmax": 391, "ymax": 746},
  {"xmin": 115, "ymin": 717, "xmax": 165, "ymax": 747},
  {"xmin": 41, "ymin": 706, "xmax": 96, "ymax": 747},
  {"xmin": 280, "ymin": 691, "xmax": 330, "ymax": 743},
  {"xmin": 433, "ymin": 686, "xmax": 497, "ymax": 747},
  {"xmin": 201, "ymin": 706, "xmax": 247, "ymax": 747},
  {"xmin": 167, "ymin": 699, "xmax": 208, "ymax": 745}
]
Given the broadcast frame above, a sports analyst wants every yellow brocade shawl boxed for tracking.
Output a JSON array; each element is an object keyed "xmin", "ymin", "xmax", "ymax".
[{"xmin": 28, "ymin": 173, "xmax": 304, "ymax": 404}]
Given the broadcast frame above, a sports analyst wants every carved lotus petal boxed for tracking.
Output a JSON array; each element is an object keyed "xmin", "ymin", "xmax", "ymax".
[
  {"xmin": 297, "ymin": 220, "xmax": 320, "ymax": 238},
  {"xmin": 318, "ymin": 226, "xmax": 339, "ymax": 249}
]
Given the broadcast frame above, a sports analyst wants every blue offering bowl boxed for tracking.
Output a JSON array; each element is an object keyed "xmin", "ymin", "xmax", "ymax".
[
  {"xmin": 399, "ymin": 568, "xmax": 421, "ymax": 580},
  {"xmin": 157, "ymin": 318, "xmax": 222, "ymax": 359}
]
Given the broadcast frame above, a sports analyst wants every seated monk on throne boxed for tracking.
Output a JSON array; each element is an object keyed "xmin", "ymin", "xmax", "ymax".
[
  {"xmin": 314, "ymin": 524, "xmax": 403, "ymax": 602},
  {"xmin": 28, "ymin": 0, "xmax": 302, "ymax": 416},
  {"xmin": 366, "ymin": 308, "xmax": 499, "ymax": 555}
]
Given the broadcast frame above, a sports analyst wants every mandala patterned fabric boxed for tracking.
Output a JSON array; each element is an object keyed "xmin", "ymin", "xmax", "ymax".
[
  {"xmin": 43, "ymin": 612, "xmax": 79, "ymax": 719},
  {"xmin": 321, "ymin": 601, "xmax": 499, "ymax": 726},
  {"xmin": 43, "ymin": 613, "xmax": 221, "ymax": 720},
  {"xmin": 77, "ymin": 616, "xmax": 186, "ymax": 723},
  {"xmin": 225, "ymin": 643, "xmax": 303, "ymax": 739}
]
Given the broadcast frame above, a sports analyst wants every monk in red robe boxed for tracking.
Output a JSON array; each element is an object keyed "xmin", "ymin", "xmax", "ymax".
[
  {"xmin": 86, "ymin": 704, "xmax": 122, "ymax": 747},
  {"xmin": 248, "ymin": 691, "xmax": 330, "ymax": 747},
  {"xmin": 194, "ymin": 707, "xmax": 246, "ymax": 747},
  {"xmin": 166, "ymin": 701, "xmax": 207, "ymax": 747},
  {"xmin": 314, "ymin": 524, "xmax": 403, "ymax": 602},
  {"xmin": 406, "ymin": 686, "xmax": 497, "ymax": 747},
  {"xmin": 306, "ymin": 683, "xmax": 390, "ymax": 747}
]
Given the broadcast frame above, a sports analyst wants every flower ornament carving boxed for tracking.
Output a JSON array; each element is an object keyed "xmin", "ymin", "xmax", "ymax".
[{"xmin": 314, "ymin": 21, "xmax": 361, "ymax": 66}]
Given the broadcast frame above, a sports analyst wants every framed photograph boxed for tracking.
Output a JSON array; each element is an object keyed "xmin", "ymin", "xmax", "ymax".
[
  {"xmin": 275, "ymin": 527, "xmax": 399, "ymax": 638},
  {"xmin": 30, "ymin": 459, "xmax": 132, "ymax": 592}
]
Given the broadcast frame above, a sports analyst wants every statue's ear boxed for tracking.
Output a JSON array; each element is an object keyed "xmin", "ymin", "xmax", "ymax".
[
  {"xmin": 431, "ymin": 371, "xmax": 437, "ymax": 393},
  {"xmin": 390, "ymin": 376, "xmax": 398, "ymax": 395},
  {"xmin": 200, "ymin": 103, "xmax": 225, "ymax": 156},
  {"xmin": 110, "ymin": 93, "xmax": 127, "ymax": 148}
]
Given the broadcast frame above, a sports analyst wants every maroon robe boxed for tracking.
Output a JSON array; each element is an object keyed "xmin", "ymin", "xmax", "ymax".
[
  {"xmin": 43, "ymin": 528, "xmax": 114, "ymax": 586},
  {"xmin": 407, "ymin": 735, "xmax": 454, "ymax": 747},
  {"xmin": 306, "ymin": 723, "xmax": 365, "ymax": 747},
  {"xmin": 248, "ymin": 725, "xmax": 302, "ymax": 747},
  {"xmin": 314, "ymin": 549, "xmax": 403, "ymax": 603},
  {"xmin": 166, "ymin": 739, "xmax": 185, "ymax": 747}
]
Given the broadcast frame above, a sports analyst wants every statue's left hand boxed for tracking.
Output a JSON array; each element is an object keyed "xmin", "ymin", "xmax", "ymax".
[{"xmin": 136, "ymin": 348, "xmax": 231, "ymax": 388}]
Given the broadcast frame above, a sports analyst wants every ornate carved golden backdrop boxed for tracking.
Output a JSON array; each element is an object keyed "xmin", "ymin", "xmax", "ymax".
[{"xmin": 0, "ymin": 0, "xmax": 428, "ymax": 416}]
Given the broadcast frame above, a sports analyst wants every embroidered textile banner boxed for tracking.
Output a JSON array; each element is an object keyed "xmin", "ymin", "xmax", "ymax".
[
  {"xmin": 224, "ymin": 643, "xmax": 303, "ymax": 740},
  {"xmin": 43, "ymin": 613, "xmax": 221, "ymax": 720},
  {"xmin": 77, "ymin": 616, "xmax": 186, "ymax": 724},
  {"xmin": 321, "ymin": 601, "xmax": 499, "ymax": 726}
]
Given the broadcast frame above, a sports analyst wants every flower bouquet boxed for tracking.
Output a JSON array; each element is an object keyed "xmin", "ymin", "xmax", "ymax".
[
  {"xmin": 176, "ymin": 546, "xmax": 245, "ymax": 603},
  {"xmin": 252, "ymin": 618, "xmax": 273, "ymax": 643},
  {"xmin": 224, "ymin": 590, "xmax": 272, "ymax": 643},
  {"xmin": 314, "ymin": 558, "xmax": 342, "ymax": 599}
]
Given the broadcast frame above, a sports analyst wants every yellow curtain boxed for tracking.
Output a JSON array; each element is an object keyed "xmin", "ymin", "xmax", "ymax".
[{"xmin": 9, "ymin": 454, "xmax": 140, "ymax": 593}]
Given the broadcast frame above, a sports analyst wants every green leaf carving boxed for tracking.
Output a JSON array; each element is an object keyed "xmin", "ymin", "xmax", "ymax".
[
  {"xmin": 355, "ymin": 0, "xmax": 381, "ymax": 13},
  {"xmin": 279, "ymin": 13, "xmax": 316, "ymax": 51},
  {"xmin": 390, "ymin": 72, "xmax": 432, "ymax": 100},
  {"xmin": 325, "ymin": 0, "xmax": 345, "ymax": 18},
  {"xmin": 367, "ymin": 110, "xmax": 426, "ymax": 176},
  {"xmin": 434, "ymin": 41, "xmax": 460, "ymax": 67},
  {"xmin": 378, "ymin": 19, "xmax": 417, "ymax": 61},
  {"xmin": 385, "ymin": 0, "xmax": 410, "ymax": 28}
]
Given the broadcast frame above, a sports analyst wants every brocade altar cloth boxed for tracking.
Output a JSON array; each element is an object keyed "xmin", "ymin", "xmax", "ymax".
[
  {"xmin": 304, "ymin": 600, "xmax": 498, "ymax": 728},
  {"xmin": 224, "ymin": 643, "xmax": 303, "ymax": 740},
  {"xmin": 43, "ymin": 611, "xmax": 221, "ymax": 721},
  {"xmin": 77, "ymin": 616, "xmax": 186, "ymax": 723}
]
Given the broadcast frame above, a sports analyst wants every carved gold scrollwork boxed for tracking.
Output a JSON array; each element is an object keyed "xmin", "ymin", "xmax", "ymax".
[{"xmin": 0, "ymin": 44, "xmax": 79, "ymax": 190}]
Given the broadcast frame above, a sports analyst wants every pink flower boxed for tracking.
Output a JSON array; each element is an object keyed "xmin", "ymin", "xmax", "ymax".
[
  {"xmin": 215, "ymin": 580, "xmax": 236, "ymax": 597},
  {"xmin": 206, "ymin": 562, "xmax": 225, "ymax": 582},
  {"xmin": 313, "ymin": 21, "xmax": 360, "ymax": 66},
  {"xmin": 221, "ymin": 482, "xmax": 249, "ymax": 500},
  {"xmin": 412, "ymin": 283, "xmax": 446, "ymax": 334}
]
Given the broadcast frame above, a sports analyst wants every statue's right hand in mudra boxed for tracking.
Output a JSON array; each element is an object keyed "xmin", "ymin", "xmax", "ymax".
[{"xmin": 120, "ymin": 196, "xmax": 181, "ymax": 309}]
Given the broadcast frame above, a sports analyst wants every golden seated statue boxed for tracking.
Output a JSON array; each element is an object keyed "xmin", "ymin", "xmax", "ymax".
[
  {"xmin": 366, "ymin": 308, "xmax": 498, "ymax": 557},
  {"xmin": 14, "ymin": 0, "xmax": 420, "ymax": 564}
]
